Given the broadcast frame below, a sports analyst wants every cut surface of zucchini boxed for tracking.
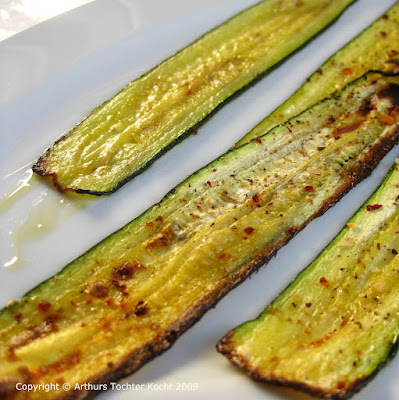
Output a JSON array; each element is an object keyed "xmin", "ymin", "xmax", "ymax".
[
  {"xmin": 218, "ymin": 161, "xmax": 399, "ymax": 399},
  {"xmin": 237, "ymin": 1, "xmax": 399, "ymax": 146},
  {"xmin": 2, "ymin": 72, "xmax": 399, "ymax": 399},
  {"xmin": 33, "ymin": 0, "xmax": 355, "ymax": 194}
]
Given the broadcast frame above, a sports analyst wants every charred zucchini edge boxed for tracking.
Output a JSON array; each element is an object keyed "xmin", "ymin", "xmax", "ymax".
[
  {"xmin": 217, "ymin": 164, "xmax": 399, "ymax": 400},
  {"xmin": 32, "ymin": 0, "xmax": 357, "ymax": 195},
  {"xmin": 237, "ymin": 1, "xmax": 399, "ymax": 146},
  {"xmin": 3, "ymin": 72, "xmax": 399, "ymax": 399}
]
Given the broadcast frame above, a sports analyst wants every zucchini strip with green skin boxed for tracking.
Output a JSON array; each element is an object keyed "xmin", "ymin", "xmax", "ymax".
[
  {"xmin": 237, "ymin": 1, "xmax": 399, "ymax": 146},
  {"xmin": 32, "ymin": 0, "xmax": 356, "ymax": 195},
  {"xmin": 1, "ymin": 72, "xmax": 398, "ymax": 399},
  {"xmin": 217, "ymin": 162, "xmax": 399, "ymax": 400}
]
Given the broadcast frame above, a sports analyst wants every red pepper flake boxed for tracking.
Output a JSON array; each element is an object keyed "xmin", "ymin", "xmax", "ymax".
[
  {"xmin": 243, "ymin": 237, "xmax": 248, "ymax": 240},
  {"xmin": 389, "ymin": 49, "xmax": 399, "ymax": 57},
  {"xmin": 319, "ymin": 277, "xmax": 328, "ymax": 285},
  {"xmin": 316, "ymin": 68, "xmax": 323, "ymax": 75},
  {"xmin": 219, "ymin": 253, "xmax": 226, "ymax": 259},
  {"xmin": 380, "ymin": 31, "xmax": 387, "ymax": 37},
  {"xmin": 193, "ymin": 125, "xmax": 199, "ymax": 135},
  {"xmin": 255, "ymin": 138, "xmax": 262, "ymax": 144},
  {"xmin": 134, "ymin": 301, "xmax": 148, "ymax": 317},
  {"xmin": 13, "ymin": 312, "xmax": 22, "ymax": 322},
  {"xmin": 337, "ymin": 382, "xmax": 345, "ymax": 390},
  {"xmin": 244, "ymin": 227, "xmax": 255, "ymax": 235},
  {"xmin": 106, "ymin": 298, "xmax": 114, "ymax": 307},
  {"xmin": 252, "ymin": 193, "xmax": 260, "ymax": 203},
  {"xmin": 366, "ymin": 204, "xmax": 382, "ymax": 211},
  {"xmin": 304, "ymin": 185, "xmax": 313, "ymax": 192},
  {"xmin": 196, "ymin": 205, "xmax": 201, "ymax": 209},
  {"xmin": 156, "ymin": 216, "xmax": 163, "ymax": 222},
  {"xmin": 207, "ymin": 181, "xmax": 212, "ymax": 187},
  {"xmin": 145, "ymin": 222, "xmax": 154, "ymax": 227},
  {"xmin": 38, "ymin": 300, "xmax": 51, "ymax": 312},
  {"xmin": 289, "ymin": 226, "xmax": 298, "ymax": 234},
  {"xmin": 380, "ymin": 114, "xmax": 395, "ymax": 125},
  {"xmin": 342, "ymin": 67, "xmax": 353, "ymax": 75},
  {"xmin": 86, "ymin": 299, "xmax": 92, "ymax": 305}
]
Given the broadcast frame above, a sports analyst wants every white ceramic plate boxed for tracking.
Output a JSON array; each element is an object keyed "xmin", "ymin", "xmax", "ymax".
[{"xmin": 1, "ymin": 1, "xmax": 398, "ymax": 399}]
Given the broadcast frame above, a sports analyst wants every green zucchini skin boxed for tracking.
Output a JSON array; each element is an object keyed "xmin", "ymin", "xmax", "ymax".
[
  {"xmin": 217, "ymin": 162, "xmax": 399, "ymax": 399},
  {"xmin": 237, "ymin": 1, "xmax": 399, "ymax": 146},
  {"xmin": 1, "ymin": 72, "xmax": 398, "ymax": 399},
  {"xmin": 32, "ymin": 0, "xmax": 356, "ymax": 195}
]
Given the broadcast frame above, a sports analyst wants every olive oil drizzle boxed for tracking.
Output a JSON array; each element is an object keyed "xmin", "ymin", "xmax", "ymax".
[
  {"xmin": 0, "ymin": 169, "xmax": 38, "ymax": 213},
  {"xmin": 1, "ymin": 169, "xmax": 88, "ymax": 268}
]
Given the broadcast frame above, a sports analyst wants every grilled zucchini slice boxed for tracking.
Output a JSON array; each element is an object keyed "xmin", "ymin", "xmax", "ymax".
[
  {"xmin": 2, "ymin": 72, "xmax": 398, "ymax": 399},
  {"xmin": 32, "ymin": 0, "xmax": 356, "ymax": 195},
  {"xmin": 217, "ymin": 161, "xmax": 399, "ymax": 399},
  {"xmin": 237, "ymin": 1, "xmax": 399, "ymax": 146}
]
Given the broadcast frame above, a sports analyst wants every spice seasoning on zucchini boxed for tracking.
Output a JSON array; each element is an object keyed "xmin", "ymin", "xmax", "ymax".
[
  {"xmin": 217, "ymin": 162, "xmax": 399, "ymax": 399},
  {"xmin": 237, "ymin": 1, "xmax": 399, "ymax": 146},
  {"xmin": 32, "ymin": 0, "xmax": 356, "ymax": 195},
  {"xmin": 2, "ymin": 72, "xmax": 398, "ymax": 399}
]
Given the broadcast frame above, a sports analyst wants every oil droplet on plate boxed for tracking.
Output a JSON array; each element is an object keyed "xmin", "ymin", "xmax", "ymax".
[
  {"xmin": 1, "ymin": 169, "xmax": 90, "ymax": 268},
  {"xmin": 3, "ymin": 194, "xmax": 89, "ymax": 268},
  {"xmin": 3, "ymin": 256, "xmax": 18, "ymax": 268},
  {"xmin": 0, "ymin": 169, "xmax": 39, "ymax": 213}
]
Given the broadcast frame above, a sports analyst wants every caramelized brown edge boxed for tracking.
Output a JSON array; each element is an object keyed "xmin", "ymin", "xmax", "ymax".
[
  {"xmin": 10, "ymin": 77, "xmax": 399, "ymax": 398},
  {"xmin": 16, "ymin": 129, "xmax": 395, "ymax": 400},
  {"xmin": 216, "ymin": 131, "xmax": 399, "ymax": 400},
  {"xmin": 32, "ymin": 155, "xmax": 73, "ymax": 194}
]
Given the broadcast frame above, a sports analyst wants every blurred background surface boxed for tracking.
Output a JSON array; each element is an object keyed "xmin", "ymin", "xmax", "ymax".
[{"xmin": 0, "ymin": 0, "xmax": 93, "ymax": 41}]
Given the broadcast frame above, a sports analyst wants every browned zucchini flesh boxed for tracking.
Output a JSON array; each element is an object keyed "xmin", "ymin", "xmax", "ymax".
[
  {"xmin": 218, "ymin": 161, "xmax": 399, "ymax": 399},
  {"xmin": 1, "ymin": 71, "xmax": 398, "ymax": 399},
  {"xmin": 237, "ymin": 1, "xmax": 399, "ymax": 146},
  {"xmin": 32, "ymin": 0, "xmax": 356, "ymax": 195}
]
